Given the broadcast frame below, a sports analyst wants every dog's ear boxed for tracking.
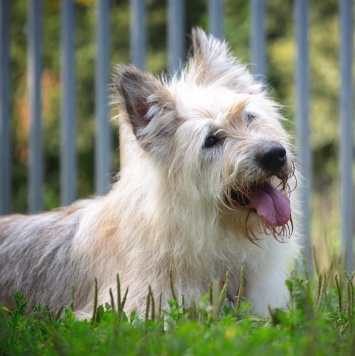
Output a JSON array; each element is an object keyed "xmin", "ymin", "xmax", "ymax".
[
  {"xmin": 186, "ymin": 28, "xmax": 262, "ymax": 94},
  {"xmin": 115, "ymin": 65, "xmax": 175, "ymax": 134}
]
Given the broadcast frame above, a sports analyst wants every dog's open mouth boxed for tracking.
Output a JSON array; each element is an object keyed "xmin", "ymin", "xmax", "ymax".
[{"xmin": 231, "ymin": 182, "xmax": 291, "ymax": 228}]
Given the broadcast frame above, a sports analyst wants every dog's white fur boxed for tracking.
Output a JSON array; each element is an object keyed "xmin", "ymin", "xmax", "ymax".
[{"xmin": 0, "ymin": 29, "xmax": 300, "ymax": 318}]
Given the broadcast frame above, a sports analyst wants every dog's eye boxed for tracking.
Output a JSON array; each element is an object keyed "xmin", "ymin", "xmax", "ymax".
[
  {"xmin": 246, "ymin": 113, "xmax": 256, "ymax": 123},
  {"xmin": 204, "ymin": 135, "xmax": 220, "ymax": 148}
]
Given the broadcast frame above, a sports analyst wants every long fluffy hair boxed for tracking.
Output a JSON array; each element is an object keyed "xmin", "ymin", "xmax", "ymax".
[{"xmin": 0, "ymin": 29, "xmax": 301, "ymax": 318}]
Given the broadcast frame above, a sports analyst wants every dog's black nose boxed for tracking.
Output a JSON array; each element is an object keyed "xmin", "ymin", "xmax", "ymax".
[{"xmin": 257, "ymin": 143, "xmax": 287, "ymax": 173}]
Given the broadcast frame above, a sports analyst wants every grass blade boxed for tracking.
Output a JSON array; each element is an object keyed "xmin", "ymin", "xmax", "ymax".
[
  {"xmin": 169, "ymin": 264, "xmax": 178, "ymax": 303},
  {"xmin": 71, "ymin": 285, "xmax": 75, "ymax": 312},
  {"xmin": 91, "ymin": 278, "xmax": 98, "ymax": 324},
  {"xmin": 216, "ymin": 271, "xmax": 230, "ymax": 319},
  {"xmin": 234, "ymin": 266, "xmax": 244, "ymax": 318},
  {"xmin": 109, "ymin": 288, "xmax": 115, "ymax": 313}
]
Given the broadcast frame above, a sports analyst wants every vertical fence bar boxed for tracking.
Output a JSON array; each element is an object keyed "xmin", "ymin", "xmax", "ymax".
[
  {"xmin": 130, "ymin": 0, "xmax": 146, "ymax": 70},
  {"xmin": 168, "ymin": 0, "xmax": 185, "ymax": 74},
  {"xmin": 61, "ymin": 0, "xmax": 76, "ymax": 205},
  {"xmin": 339, "ymin": 0, "xmax": 354, "ymax": 274},
  {"xmin": 250, "ymin": 0, "xmax": 266, "ymax": 78},
  {"xmin": 28, "ymin": 0, "xmax": 43, "ymax": 213},
  {"xmin": 95, "ymin": 0, "xmax": 112, "ymax": 195},
  {"xmin": 295, "ymin": 0, "xmax": 313, "ymax": 274},
  {"xmin": 0, "ymin": 0, "xmax": 11, "ymax": 215},
  {"xmin": 208, "ymin": 0, "xmax": 224, "ymax": 39}
]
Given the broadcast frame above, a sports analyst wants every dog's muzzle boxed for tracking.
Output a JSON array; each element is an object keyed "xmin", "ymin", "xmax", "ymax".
[{"xmin": 229, "ymin": 143, "xmax": 292, "ymax": 228}]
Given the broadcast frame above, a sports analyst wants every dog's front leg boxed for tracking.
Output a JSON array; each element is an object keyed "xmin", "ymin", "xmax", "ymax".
[{"xmin": 243, "ymin": 263, "xmax": 290, "ymax": 318}]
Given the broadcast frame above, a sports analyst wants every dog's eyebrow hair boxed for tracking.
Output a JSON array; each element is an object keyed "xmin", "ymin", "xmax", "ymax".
[
  {"xmin": 205, "ymin": 124, "xmax": 225, "ymax": 137},
  {"xmin": 225, "ymin": 101, "xmax": 248, "ymax": 122}
]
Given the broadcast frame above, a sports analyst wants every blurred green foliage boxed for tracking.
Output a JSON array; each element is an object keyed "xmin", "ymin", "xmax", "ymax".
[{"xmin": 8, "ymin": 0, "xmax": 351, "ymax": 251}]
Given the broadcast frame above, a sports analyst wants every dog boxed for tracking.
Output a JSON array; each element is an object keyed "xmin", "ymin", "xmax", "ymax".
[{"xmin": 0, "ymin": 29, "xmax": 300, "ymax": 318}]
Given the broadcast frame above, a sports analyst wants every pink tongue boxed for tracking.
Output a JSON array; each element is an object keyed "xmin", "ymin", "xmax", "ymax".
[{"xmin": 247, "ymin": 183, "xmax": 291, "ymax": 227}]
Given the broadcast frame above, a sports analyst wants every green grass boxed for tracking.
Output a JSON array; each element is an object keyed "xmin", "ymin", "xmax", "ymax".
[{"xmin": 1, "ymin": 271, "xmax": 355, "ymax": 356}]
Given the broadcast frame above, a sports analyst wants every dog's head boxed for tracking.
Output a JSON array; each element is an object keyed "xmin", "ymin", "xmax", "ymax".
[{"xmin": 114, "ymin": 28, "xmax": 296, "ymax": 241}]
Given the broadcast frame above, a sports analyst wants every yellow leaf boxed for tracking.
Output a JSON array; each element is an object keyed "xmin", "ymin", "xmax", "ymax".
[
  {"xmin": 225, "ymin": 326, "xmax": 237, "ymax": 340},
  {"xmin": 1, "ymin": 306, "xmax": 12, "ymax": 313}
]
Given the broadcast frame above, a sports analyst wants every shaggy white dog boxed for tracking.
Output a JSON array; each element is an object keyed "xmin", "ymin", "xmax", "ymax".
[{"xmin": 0, "ymin": 29, "xmax": 300, "ymax": 318}]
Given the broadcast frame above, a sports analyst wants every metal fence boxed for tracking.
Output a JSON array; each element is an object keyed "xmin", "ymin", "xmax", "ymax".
[{"xmin": 0, "ymin": 0, "xmax": 353, "ymax": 272}]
